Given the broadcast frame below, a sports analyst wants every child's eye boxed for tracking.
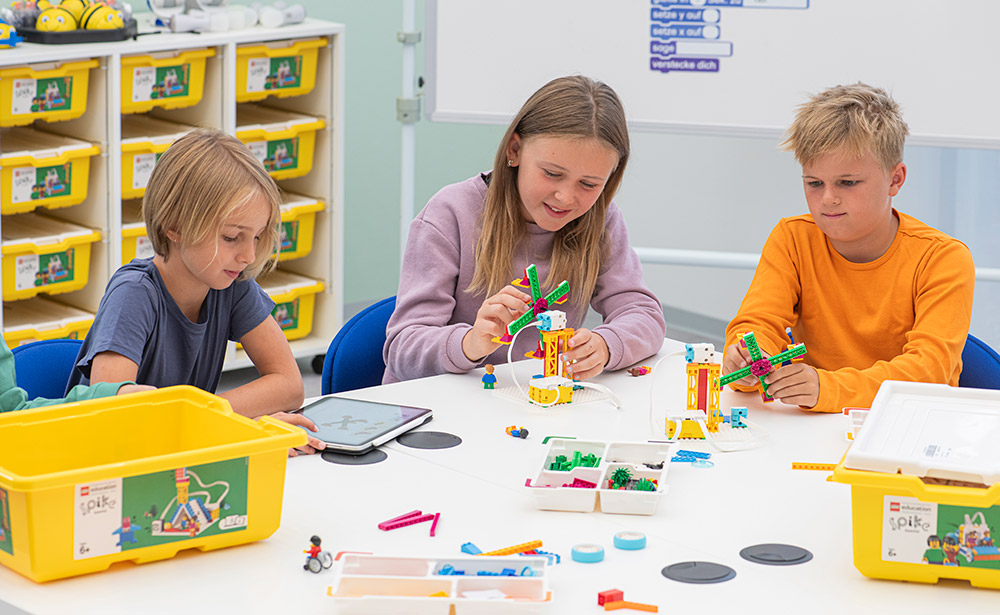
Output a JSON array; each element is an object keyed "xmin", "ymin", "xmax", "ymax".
[
  {"xmin": 840, "ymin": 180, "xmax": 858, "ymax": 187},
  {"xmin": 806, "ymin": 180, "xmax": 823, "ymax": 188},
  {"xmin": 580, "ymin": 181, "xmax": 597, "ymax": 190},
  {"xmin": 222, "ymin": 235, "xmax": 237, "ymax": 242},
  {"xmin": 543, "ymin": 169, "xmax": 561, "ymax": 178}
]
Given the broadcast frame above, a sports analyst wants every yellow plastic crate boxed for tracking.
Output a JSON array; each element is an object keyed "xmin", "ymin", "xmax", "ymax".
[
  {"xmin": 2, "ymin": 297, "xmax": 94, "ymax": 349},
  {"xmin": 833, "ymin": 460, "xmax": 1000, "ymax": 588},
  {"xmin": 0, "ymin": 127, "xmax": 100, "ymax": 214},
  {"xmin": 235, "ymin": 38, "xmax": 326, "ymax": 102},
  {"xmin": 121, "ymin": 47, "xmax": 215, "ymax": 114},
  {"xmin": 121, "ymin": 115, "xmax": 196, "ymax": 200},
  {"xmin": 235, "ymin": 104, "xmax": 324, "ymax": 181},
  {"xmin": 0, "ymin": 386, "xmax": 306, "ymax": 582},
  {"xmin": 257, "ymin": 269, "xmax": 324, "ymax": 341},
  {"xmin": 278, "ymin": 193, "xmax": 324, "ymax": 262},
  {"xmin": 121, "ymin": 199, "xmax": 154, "ymax": 264},
  {"xmin": 0, "ymin": 59, "xmax": 98, "ymax": 127},
  {"xmin": 1, "ymin": 213, "xmax": 101, "ymax": 301}
]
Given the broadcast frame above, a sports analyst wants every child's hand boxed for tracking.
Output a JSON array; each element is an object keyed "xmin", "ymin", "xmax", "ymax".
[
  {"xmin": 562, "ymin": 329, "xmax": 610, "ymax": 381},
  {"xmin": 764, "ymin": 364, "xmax": 820, "ymax": 408},
  {"xmin": 722, "ymin": 343, "xmax": 758, "ymax": 387},
  {"xmin": 462, "ymin": 286, "xmax": 532, "ymax": 361},
  {"xmin": 269, "ymin": 411, "xmax": 327, "ymax": 457},
  {"xmin": 116, "ymin": 384, "xmax": 156, "ymax": 395}
]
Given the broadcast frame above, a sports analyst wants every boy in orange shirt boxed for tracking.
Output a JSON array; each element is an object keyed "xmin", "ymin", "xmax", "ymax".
[{"xmin": 724, "ymin": 83, "xmax": 975, "ymax": 412}]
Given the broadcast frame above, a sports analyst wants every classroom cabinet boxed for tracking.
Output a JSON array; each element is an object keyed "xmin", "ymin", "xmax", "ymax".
[{"xmin": 0, "ymin": 18, "xmax": 345, "ymax": 371}]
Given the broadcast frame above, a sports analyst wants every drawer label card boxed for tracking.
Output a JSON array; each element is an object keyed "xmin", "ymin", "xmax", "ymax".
[
  {"xmin": 0, "ymin": 487, "xmax": 12, "ymax": 555},
  {"xmin": 279, "ymin": 220, "xmax": 299, "ymax": 254},
  {"xmin": 136, "ymin": 235, "xmax": 155, "ymax": 260},
  {"xmin": 11, "ymin": 163, "xmax": 72, "ymax": 204},
  {"xmin": 74, "ymin": 458, "xmax": 249, "ymax": 560},
  {"xmin": 881, "ymin": 495, "xmax": 1000, "ymax": 568},
  {"xmin": 131, "ymin": 63, "xmax": 191, "ymax": 102},
  {"xmin": 11, "ymin": 77, "xmax": 73, "ymax": 116},
  {"xmin": 132, "ymin": 153, "xmax": 160, "ymax": 191},
  {"xmin": 15, "ymin": 248, "xmax": 76, "ymax": 291},
  {"xmin": 245, "ymin": 55, "xmax": 302, "ymax": 93},
  {"xmin": 272, "ymin": 298, "xmax": 300, "ymax": 332}
]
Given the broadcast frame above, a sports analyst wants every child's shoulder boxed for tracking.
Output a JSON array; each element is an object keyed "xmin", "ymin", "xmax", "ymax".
[
  {"xmin": 106, "ymin": 259, "xmax": 163, "ymax": 298},
  {"xmin": 896, "ymin": 211, "xmax": 967, "ymax": 248}
]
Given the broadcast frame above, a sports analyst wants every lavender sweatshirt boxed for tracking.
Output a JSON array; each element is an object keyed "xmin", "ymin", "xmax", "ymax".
[{"xmin": 382, "ymin": 174, "xmax": 666, "ymax": 384}]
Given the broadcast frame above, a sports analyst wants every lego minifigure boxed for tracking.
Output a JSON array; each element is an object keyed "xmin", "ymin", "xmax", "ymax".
[{"xmin": 482, "ymin": 364, "xmax": 497, "ymax": 389}]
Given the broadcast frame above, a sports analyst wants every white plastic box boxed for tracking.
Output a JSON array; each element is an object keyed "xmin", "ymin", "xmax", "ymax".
[{"xmin": 525, "ymin": 439, "xmax": 671, "ymax": 515}]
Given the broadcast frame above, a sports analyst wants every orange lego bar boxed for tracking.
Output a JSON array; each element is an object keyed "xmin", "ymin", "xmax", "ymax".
[
  {"xmin": 477, "ymin": 540, "xmax": 543, "ymax": 556},
  {"xmin": 605, "ymin": 600, "xmax": 659, "ymax": 612},
  {"xmin": 791, "ymin": 462, "xmax": 837, "ymax": 471}
]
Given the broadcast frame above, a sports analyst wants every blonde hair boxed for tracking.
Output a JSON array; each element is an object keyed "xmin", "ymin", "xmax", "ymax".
[
  {"xmin": 781, "ymin": 82, "xmax": 909, "ymax": 172},
  {"xmin": 469, "ymin": 75, "xmax": 629, "ymax": 310},
  {"xmin": 143, "ymin": 129, "xmax": 281, "ymax": 280}
]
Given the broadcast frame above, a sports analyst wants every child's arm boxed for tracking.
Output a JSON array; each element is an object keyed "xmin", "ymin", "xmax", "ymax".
[
  {"xmin": 461, "ymin": 286, "xmax": 532, "ymax": 362},
  {"xmin": 228, "ymin": 316, "xmax": 305, "ymax": 417}
]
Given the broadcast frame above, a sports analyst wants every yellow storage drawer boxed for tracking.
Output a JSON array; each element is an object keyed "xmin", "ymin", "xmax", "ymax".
[
  {"xmin": 235, "ymin": 104, "xmax": 324, "ymax": 181},
  {"xmin": 121, "ymin": 115, "xmax": 197, "ymax": 200},
  {"xmin": 257, "ymin": 269, "xmax": 324, "ymax": 341},
  {"xmin": 278, "ymin": 192, "xmax": 324, "ymax": 262},
  {"xmin": 0, "ymin": 127, "xmax": 100, "ymax": 214},
  {"xmin": 121, "ymin": 199, "xmax": 154, "ymax": 264},
  {"xmin": 2, "ymin": 297, "xmax": 94, "ymax": 349},
  {"xmin": 1, "ymin": 213, "xmax": 101, "ymax": 301},
  {"xmin": 121, "ymin": 47, "xmax": 215, "ymax": 114},
  {"xmin": 0, "ymin": 386, "xmax": 306, "ymax": 582},
  {"xmin": 235, "ymin": 38, "xmax": 326, "ymax": 102},
  {"xmin": 0, "ymin": 59, "xmax": 98, "ymax": 127}
]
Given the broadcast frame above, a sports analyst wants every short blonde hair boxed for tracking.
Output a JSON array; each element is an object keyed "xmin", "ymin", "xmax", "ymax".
[
  {"xmin": 143, "ymin": 129, "xmax": 281, "ymax": 280},
  {"xmin": 782, "ymin": 83, "xmax": 909, "ymax": 172}
]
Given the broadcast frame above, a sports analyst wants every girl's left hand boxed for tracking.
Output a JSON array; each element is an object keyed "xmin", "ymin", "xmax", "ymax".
[
  {"xmin": 268, "ymin": 411, "xmax": 327, "ymax": 457},
  {"xmin": 561, "ymin": 329, "xmax": 610, "ymax": 381}
]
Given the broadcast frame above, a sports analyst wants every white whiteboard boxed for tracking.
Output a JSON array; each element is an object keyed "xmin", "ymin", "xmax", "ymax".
[{"xmin": 426, "ymin": 0, "xmax": 1000, "ymax": 148}]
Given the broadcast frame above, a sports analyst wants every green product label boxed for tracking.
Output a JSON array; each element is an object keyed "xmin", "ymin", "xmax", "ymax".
[
  {"xmin": 153, "ymin": 63, "xmax": 191, "ymax": 99},
  {"xmin": 279, "ymin": 220, "xmax": 299, "ymax": 254},
  {"xmin": 15, "ymin": 248, "xmax": 76, "ymax": 292},
  {"xmin": 11, "ymin": 76, "xmax": 74, "ymax": 115},
  {"xmin": 262, "ymin": 138, "xmax": 299, "ymax": 173},
  {"xmin": 74, "ymin": 458, "xmax": 249, "ymax": 560},
  {"xmin": 881, "ymin": 495, "xmax": 1000, "ymax": 569},
  {"xmin": 265, "ymin": 56, "xmax": 303, "ymax": 91},
  {"xmin": 0, "ymin": 486, "xmax": 12, "ymax": 555},
  {"xmin": 272, "ymin": 298, "xmax": 300, "ymax": 331},
  {"xmin": 11, "ymin": 162, "xmax": 72, "ymax": 204}
]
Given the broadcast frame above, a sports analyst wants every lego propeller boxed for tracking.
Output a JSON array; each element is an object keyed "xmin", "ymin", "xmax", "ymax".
[
  {"xmin": 492, "ymin": 264, "xmax": 569, "ymax": 344},
  {"xmin": 718, "ymin": 331, "xmax": 807, "ymax": 402}
]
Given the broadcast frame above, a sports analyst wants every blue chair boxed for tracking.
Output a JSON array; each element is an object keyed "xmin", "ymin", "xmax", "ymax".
[
  {"xmin": 959, "ymin": 334, "xmax": 1000, "ymax": 390},
  {"xmin": 10, "ymin": 338, "xmax": 83, "ymax": 399},
  {"xmin": 321, "ymin": 297, "xmax": 396, "ymax": 395}
]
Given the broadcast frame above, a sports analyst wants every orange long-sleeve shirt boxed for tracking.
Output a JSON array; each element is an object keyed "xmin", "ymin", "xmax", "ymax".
[{"xmin": 725, "ymin": 210, "xmax": 974, "ymax": 412}]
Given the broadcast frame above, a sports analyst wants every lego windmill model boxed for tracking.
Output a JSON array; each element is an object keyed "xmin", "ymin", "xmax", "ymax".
[
  {"xmin": 493, "ymin": 264, "xmax": 620, "ymax": 409},
  {"xmin": 718, "ymin": 331, "xmax": 807, "ymax": 401}
]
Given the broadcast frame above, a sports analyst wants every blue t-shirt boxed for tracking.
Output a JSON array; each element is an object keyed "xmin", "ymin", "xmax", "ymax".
[{"xmin": 68, "ymin": 258, "xmax": 274, "ymax": 393}]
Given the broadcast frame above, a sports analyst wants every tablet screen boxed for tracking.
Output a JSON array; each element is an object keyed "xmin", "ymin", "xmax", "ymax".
[{"xmin": 299, "ymin": 397, "xmax": 432, "ymax": 452}]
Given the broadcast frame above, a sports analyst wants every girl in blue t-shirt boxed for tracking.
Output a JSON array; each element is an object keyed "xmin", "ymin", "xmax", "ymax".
[{"xmin": 72, "ymin": 129, "xmax": 322, "ymax": 455}]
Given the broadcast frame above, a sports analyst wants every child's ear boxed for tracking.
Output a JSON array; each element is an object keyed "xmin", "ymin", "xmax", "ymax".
[
  {"xmin": 888, "ymin": 162, "xmax": 907, "ymax": 196},
  {"xmin": 165, "ymin": 229, "xmax": 180, "ymax": 243},
  {"xmin": 506, "ymin": 133, "xmax": 523, "ymax": 167}
]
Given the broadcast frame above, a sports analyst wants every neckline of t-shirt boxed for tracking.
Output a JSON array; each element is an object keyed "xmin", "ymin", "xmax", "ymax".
[
  {"xmin": 825, "ymin": 209, "xmax": 903, "ymax": 270},
  {"xmin": 145, "ymin": 260, "xmax": 213, "ymax": 329}
]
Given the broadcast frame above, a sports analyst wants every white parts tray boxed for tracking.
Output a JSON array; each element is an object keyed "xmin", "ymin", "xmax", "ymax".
[
  {"xmin": 844, "ymin": 380, "xmax": 1000, "ymax": 485},
  {"xmin": 525, "ymin": 439, "xmax": 671, "ymax": 515},
  {"xmin": 329, "ymin": 554, "xmax": 550, "ymax": 614}
]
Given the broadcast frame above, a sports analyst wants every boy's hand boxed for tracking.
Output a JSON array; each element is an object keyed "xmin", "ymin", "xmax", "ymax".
[
  {"xmin": 722, "ymin": 343, "xmax": 759, "ymax": 387},
  {"xmin": 562, "ymin": 329, "xmax": 610, "ymax": 381},
  {"xmin": 764, "ymin": 364, "xmax": 820, "ymax": 408},
  {"xmin": 462, "ymin": 286, "xmax": 532, "ymax": 361},
  {"xmin": 269, "ymin": 412, "xmax": 326, "ymax": 457}
]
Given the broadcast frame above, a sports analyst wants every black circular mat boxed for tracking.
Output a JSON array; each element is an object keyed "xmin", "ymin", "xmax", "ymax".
[
  {"xmin": 661, "ymin": 561, "xmax": 736, "ymax": 584},
  {"xmin": 396, "ymin": 431, "xmax": 462, "ymax": 450},
  {"xmin": 321, "ymin": 448, "xmax": 388, "ymax": 465},
  {"xmin": 739, "ymin": 543, "xmax": 813, "ymax": 566}
]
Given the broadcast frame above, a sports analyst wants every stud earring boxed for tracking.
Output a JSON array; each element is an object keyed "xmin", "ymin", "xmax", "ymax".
[{"xmin": 507, "ymin": 159, "xmax": 515, "ymax": 167}]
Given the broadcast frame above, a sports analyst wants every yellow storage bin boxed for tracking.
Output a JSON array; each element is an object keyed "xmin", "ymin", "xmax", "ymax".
[
  {"xmin": 833, "ymin": 461, "xmax": 1000, "ymax": 589},
  {"xmin": 121, "ymin": 116, "xmax": 196, "ymax": 200},
  {"xmin": 2, "ymin": 297, "xmax": 94, "ymax": 349},
  {"xmin": 0, "ymin": 385, "xmax": 306, "ymax": 582},
  {"xmin": 278, "ymin": 192, "xmax": 324, "ymax": 262},
  {"xmin": 121, "ymin": 199, "xmax": 155, "ymax": 264},
  {"xmin": 0, "ymin": 59, "xmax": 98, "ymax": 127},
  {"xmin": 0, "ymin": 127, "xmax": 100, "ymax": 214},
  {"xmin": 258, "ymin": 269, "xmax": 324, "ymax": 341},
  {"xmin": 235, "ymin": 38, "xmax": 326, "ymax": 102},
  {"xmin": 121, "ymin": 47, "xmax": 215, "ymax": 114},
  {"xmin": 1, "ymin": 213, "xmax": 101, "ymax": 301},
  {"xmin": 235, "ymin": 104, "xmax": 324, "ymax": 181}
]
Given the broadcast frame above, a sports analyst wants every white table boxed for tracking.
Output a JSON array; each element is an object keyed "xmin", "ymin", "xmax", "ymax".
[{"xmin": 1, "ymin": 339, "xmax": 996, "ymax": 613}]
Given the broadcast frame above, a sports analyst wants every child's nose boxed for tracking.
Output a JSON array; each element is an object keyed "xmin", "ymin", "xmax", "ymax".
[{"xmin": 238, "ymin": 241, "xmax": 255, "ymax": 264}]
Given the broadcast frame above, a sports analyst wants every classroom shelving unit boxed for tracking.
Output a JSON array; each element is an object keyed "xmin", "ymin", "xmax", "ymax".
[{"xmin": 0, "ymin": 17, "xmax": 344, "ymax": 371}]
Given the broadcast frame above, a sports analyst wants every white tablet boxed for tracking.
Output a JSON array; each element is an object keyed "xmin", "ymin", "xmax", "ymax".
[{"xmin": 299, "ymin": 396, "xmax": 433, "ymax": 454}]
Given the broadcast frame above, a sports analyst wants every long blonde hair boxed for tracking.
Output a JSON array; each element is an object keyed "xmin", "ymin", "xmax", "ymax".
[
  {"xmin": 468, "ymin": 76, "xmax": 630, "ymax": 310},
  {"xmin": 143, "ymin": 129, "xmax": 281, "ymax": 281}
]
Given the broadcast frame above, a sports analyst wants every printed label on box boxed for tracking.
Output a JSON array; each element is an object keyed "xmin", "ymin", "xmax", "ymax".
[
  {"xmin": 15, "ymin": 249, "xmax": 76, "ymax": 291},
  {"xmin": 881, "ymin": 495, "xmax": 1000, "ymax": 568},
  {"xmin": 272, "ymin": 298, "xmax": 299, "ymax": 332},
  {"xmin": 244, "ymin": 56, "xmax": 302, "ymax": 93},
  {"xmin": 132, "ymin": 153, "xmax": 160, "ymax": 191},
  {"xmin": 11, "ymin": 76, "xmax": 73, "ymax": 116},
  {"xmin": 279, "ymin": 220, "xmax": 299, "ymax": 254},
  {"xmin": 74, "ymin": 458, "xmax": 249, "ymax": 560},
  {"xmin": 11, "ymin": 163, "xmax": 73, "ymax": 204},
  {"xmin": 132, "ymin": 63, "xmax": 191, "ymax": 102},
  {"xmin": 136, "ymin": 236, "xmax": 155, "ymax": 260},
  {"xmin": 261, "ymin": 138, "xmax": 299, "ymax": 173},
  {"xmin": 0, "ymin": 486, "xmax": 12, "ymax": 555}
]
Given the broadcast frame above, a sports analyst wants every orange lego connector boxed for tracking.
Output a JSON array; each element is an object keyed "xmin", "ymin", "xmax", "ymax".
[{"xmin": 604, "ymin": 600, "xmax": 659, "ymax": 612}]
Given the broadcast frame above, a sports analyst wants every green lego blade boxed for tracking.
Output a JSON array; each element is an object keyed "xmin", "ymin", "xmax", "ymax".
[
  {"xmin": 768, "ymin": 343, "xmax": 807, "ymax": 365},
  {"xmin": 719, "ymin": 365, "xmax": 752, "ymax": 387},
  {"xmin": 544, "ymin": 280, "xmax": 570, "ymax": 306},
  {"xmin": 743, "ymin": 331, "xmax": 763, "ymax": 362},
  {"xmin": 506, "ymin": 308, "xmax": 537, "ymax": 336},
  {"xmin": 525, "ymin": 264, "xmax": 542, "ymax": 303}
]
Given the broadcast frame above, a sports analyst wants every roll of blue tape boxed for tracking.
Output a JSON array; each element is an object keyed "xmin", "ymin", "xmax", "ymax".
[
  {"xmin": 614, "ymin": 531, "xmax": 647, "ymax": 550},
  {"xmin": 571, "ymin": 543, "xmax": 605, "ymax": 563}
]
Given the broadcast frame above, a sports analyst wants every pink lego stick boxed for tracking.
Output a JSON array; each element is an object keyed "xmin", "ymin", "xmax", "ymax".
[
  {"xmin": 378, "ymin": 513, "xmax": 435, "ymax": 531},
  {"xmin": 377, "ymin": 509, "xmax": 423, "ymax": 530},
  {"xmin": 429, "ymin": 513, "xmax": 440, "ymax": 537}
]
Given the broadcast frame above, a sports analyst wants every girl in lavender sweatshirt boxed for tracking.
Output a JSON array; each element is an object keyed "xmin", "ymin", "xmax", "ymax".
[{"xmin": 383, "ymin": 76, "xmax": 665, "ymax": 384}]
